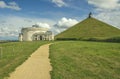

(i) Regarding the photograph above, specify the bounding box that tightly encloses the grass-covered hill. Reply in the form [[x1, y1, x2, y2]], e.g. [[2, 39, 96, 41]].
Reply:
[[55, 17, 120, 40]]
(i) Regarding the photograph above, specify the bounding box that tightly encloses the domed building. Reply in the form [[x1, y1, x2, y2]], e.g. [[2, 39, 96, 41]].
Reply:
[[19, 24, 54, 41]]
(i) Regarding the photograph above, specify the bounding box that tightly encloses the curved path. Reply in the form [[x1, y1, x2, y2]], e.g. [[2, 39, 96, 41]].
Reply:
[[7, 44, 52, 79]]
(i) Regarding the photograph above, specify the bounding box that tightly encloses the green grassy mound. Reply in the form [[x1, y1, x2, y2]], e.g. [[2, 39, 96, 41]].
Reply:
[[50, 41, 120, 79], [55, 17, 120, 40]]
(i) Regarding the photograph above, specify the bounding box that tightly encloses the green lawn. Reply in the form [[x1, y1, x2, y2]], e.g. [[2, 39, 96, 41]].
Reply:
[[0, 41, 50, 79], [50, 41, 120, 79]]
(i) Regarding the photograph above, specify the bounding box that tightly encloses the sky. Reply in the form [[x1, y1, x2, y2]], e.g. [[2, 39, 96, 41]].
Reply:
[[0, 0, 120, 40]]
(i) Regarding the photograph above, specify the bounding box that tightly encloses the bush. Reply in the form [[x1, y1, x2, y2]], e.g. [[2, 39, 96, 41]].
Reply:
[[55, 37, 120, 43], [56, 38, 78, 40], [105, 37, 120, 43]]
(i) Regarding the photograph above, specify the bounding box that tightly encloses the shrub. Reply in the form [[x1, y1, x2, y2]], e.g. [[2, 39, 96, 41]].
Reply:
[[56, 38, 78, 41], [55, 36, 120, 43]]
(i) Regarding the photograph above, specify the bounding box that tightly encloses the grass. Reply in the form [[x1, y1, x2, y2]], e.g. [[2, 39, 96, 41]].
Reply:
[[50, 41, 120, 79], [0, 41, 50, 79], [55, 17, 120, 39]]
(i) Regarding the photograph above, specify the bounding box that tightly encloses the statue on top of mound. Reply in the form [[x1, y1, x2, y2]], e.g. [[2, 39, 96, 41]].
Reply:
[[88, 12, 92, 18]]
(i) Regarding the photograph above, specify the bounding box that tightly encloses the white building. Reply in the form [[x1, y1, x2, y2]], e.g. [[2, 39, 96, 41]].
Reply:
[[19, 24, 54, 41]]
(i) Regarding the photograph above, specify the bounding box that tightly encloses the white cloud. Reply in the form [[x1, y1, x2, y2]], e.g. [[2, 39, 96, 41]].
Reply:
[[88, 0, 120, 10], [51, 17, 78, 35], [94, 11, 120, 29], [0, 1, 21, 11], [35, 23, 50, 29], [55, 17, 78, 28], [0, 1, 6, 8], [0, 27, 19, 37], [52, 0, 67, 7]]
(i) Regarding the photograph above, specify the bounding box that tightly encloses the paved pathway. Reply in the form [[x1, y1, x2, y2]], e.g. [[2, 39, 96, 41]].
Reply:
[[7, 44, 52, 79]]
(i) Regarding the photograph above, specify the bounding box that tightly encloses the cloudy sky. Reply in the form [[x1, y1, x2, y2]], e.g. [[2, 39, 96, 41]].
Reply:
[[0, 0, 120, 40]]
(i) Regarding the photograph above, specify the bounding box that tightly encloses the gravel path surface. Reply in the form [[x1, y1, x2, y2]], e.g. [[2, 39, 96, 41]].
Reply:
[[7, 44, 52, 79]]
